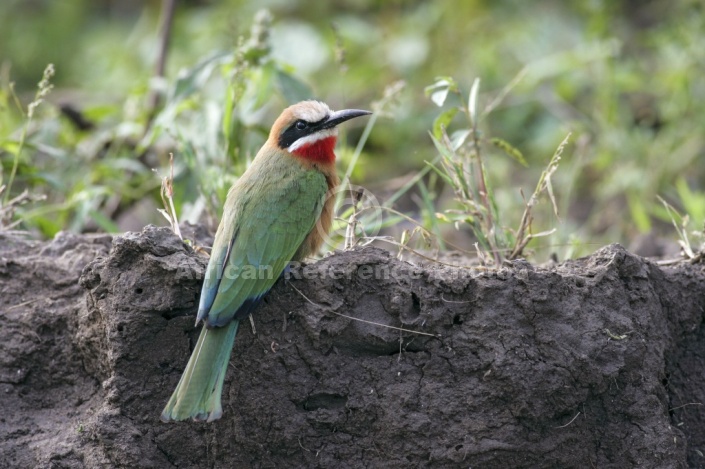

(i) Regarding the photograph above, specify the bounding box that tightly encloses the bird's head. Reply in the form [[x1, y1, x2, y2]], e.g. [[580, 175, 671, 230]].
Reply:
[[269, 101, 371, 164]]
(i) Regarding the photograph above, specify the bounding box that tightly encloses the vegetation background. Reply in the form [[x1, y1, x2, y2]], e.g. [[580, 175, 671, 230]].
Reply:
[[1, 0, 703, 263]]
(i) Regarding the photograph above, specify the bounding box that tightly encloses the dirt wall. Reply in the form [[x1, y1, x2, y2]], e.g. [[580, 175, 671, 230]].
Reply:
[[1, 226, 704, 468]]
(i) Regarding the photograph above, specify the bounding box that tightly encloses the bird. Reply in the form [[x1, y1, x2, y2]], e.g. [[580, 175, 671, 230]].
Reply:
[[161, 100, 371, 422]]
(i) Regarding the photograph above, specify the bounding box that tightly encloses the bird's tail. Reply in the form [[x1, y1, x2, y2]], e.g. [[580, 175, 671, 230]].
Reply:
[[160, 320, 239, 422]]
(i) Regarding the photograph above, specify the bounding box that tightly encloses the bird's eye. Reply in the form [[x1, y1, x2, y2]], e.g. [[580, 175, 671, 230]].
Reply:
[[295, 120, 307, 130]]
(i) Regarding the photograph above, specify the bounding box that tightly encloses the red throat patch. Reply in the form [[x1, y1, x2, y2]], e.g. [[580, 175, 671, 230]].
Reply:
[[292, 136, 337, 164]]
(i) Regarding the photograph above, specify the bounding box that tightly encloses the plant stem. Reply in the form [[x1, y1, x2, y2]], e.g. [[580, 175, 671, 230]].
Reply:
[[145, 0, 177, 132]]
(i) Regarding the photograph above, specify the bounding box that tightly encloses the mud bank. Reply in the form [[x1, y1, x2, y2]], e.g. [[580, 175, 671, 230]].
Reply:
[[1, 226, 704, 468]]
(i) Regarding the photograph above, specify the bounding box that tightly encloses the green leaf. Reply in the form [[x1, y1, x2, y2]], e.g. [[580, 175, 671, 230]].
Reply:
[[468, 77, 481, 125], [675, 177, 705, 223], [33, 171, 65, 190], [424, 76, 457, 107], [424, 160, 454, 187], [241, 63, 276, 114], [428, 132, 456, 162], [491, 137, 528, 166], [0, 140, 20, 155], [657, 195, 694, 258], [82, 104, 119, 121], [275, 69, 313, 104], [222, 85, 236, 150], [88, 209, 120, 233], [33, 216, 63, 238], [432, 107, 458, 139], [170, 52, 230, 102], [450, 129, 470, 151], [627, 191, 651, 232]]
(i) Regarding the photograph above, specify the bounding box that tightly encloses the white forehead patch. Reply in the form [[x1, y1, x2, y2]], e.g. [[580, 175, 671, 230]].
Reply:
[[294, 101, 331, 123]]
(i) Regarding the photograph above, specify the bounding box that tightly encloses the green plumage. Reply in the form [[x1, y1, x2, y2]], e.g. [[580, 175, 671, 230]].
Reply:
[[161, 321, 239, 422], [161, 151, 328, 422]]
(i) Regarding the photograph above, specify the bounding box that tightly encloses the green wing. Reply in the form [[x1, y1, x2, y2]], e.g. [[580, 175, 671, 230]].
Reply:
[[197, 167, 328, 327]]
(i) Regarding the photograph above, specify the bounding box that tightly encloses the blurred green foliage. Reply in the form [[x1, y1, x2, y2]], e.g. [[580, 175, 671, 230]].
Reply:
[[1, 0, 704, 261]]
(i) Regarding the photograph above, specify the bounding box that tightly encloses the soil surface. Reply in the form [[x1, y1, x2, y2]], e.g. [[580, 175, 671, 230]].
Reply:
[[1, 225, 704, 468]]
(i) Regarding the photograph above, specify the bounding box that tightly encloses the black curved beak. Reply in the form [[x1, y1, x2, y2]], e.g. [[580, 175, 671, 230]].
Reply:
[[318, 109, 372, 130]]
